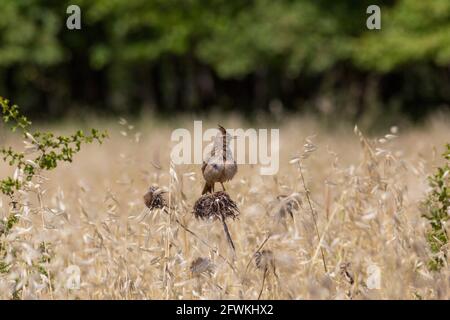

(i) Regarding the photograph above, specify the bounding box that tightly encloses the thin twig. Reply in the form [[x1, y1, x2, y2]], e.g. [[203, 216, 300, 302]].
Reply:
[[298, 162, 328, 273], [221, 216, 236, 253], [258, 268, 268, 300], [245, 233, 271, 273]]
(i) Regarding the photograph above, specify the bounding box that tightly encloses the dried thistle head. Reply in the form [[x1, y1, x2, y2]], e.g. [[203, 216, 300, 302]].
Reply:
[[193, 191, 239, 221], [143, 186, 166, 210], [275, 193, 301, 219], [190, 257, 214, 276], [254, 250, 275, 271]]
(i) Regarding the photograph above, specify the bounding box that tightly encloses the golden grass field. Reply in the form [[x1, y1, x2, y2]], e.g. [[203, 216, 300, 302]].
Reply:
[[0, 115, 449, 299]]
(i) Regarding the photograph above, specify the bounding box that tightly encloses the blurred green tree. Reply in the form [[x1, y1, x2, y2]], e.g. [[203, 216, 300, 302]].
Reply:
[[0, 0, 448, 121]]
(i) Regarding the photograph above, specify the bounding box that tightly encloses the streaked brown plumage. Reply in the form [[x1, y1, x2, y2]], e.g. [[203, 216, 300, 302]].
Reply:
[[201, 125, 237, 194]]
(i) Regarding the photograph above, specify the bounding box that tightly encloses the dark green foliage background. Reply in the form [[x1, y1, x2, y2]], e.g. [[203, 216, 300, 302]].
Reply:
[[0, 0, 449, 121]]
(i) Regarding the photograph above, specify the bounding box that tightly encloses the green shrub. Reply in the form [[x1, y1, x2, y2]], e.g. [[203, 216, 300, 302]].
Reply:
[[422, 144, 449, 271], [0, 97, 108, 196]]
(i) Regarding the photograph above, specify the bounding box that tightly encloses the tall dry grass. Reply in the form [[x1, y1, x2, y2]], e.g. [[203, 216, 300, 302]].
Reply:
[[0, 116, 449, 299]]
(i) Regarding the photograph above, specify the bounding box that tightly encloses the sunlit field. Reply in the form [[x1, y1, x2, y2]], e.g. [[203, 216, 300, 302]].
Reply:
[[0, 115, 449, 300]]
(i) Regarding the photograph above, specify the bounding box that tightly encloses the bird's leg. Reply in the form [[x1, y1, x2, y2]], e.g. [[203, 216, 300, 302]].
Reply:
[[202, 183, 211, 195], [221, 182, 226, 191]]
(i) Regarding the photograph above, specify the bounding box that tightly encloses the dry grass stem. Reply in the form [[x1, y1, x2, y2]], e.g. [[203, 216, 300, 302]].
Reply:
[[1, 117, 449, 299]]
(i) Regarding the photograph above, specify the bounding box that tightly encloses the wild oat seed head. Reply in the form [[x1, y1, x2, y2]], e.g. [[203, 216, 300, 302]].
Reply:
[[254, 250, 275, 271], [339, 262, 354, 285], [276, 194, 301, 219], [190, 257, 214, 276], [143, 186, 166, 210], [193, 191, 239, 221]]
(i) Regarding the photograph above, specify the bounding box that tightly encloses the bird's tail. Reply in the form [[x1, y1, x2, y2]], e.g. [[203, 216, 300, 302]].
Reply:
[[202, 182, 213, 195]]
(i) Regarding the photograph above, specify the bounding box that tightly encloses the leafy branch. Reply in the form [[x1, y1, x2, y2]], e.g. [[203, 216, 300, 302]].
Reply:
[[422, 144, 449, 271], [0, 96, 108, 196]]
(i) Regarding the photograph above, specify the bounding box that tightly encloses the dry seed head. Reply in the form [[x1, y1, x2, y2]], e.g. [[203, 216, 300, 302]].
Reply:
[[193, 191, 239, 221], [254, 250, 275, 271], [190, 257, 214, 276], [339, 262, 354, 285], [143, 186, 166, 210], [276, 193, 301, 219]]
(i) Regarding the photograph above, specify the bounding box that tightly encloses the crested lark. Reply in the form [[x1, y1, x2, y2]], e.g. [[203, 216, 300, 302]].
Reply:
[[201, 125, 237, 194]]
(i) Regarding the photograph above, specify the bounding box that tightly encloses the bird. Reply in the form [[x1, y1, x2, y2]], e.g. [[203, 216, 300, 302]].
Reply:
[[201, 125, 237, 194]]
